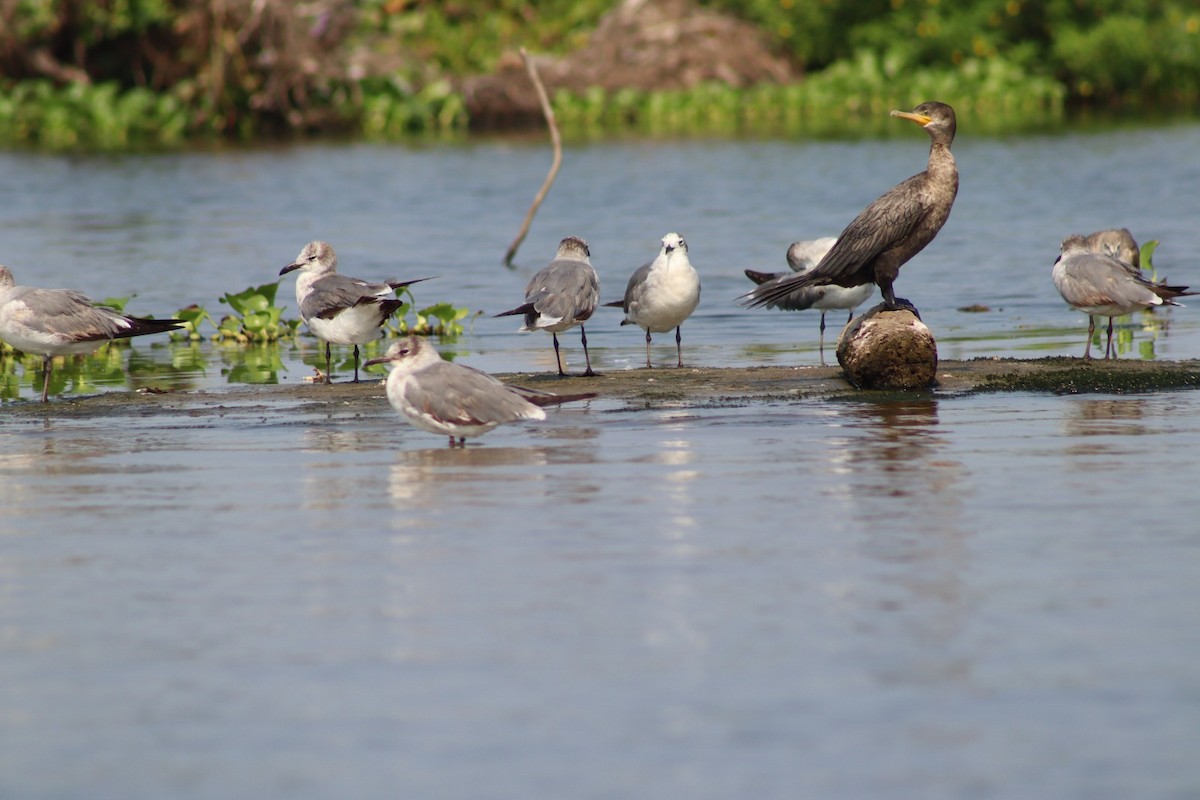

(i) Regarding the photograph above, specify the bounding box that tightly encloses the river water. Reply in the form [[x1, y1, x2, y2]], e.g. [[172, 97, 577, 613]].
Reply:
[[2, 122, 1200, 799]]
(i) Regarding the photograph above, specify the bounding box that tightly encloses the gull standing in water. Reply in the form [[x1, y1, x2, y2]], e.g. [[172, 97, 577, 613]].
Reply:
[[496, 235, 600, 377], [1052, 234, 1193, 359], [604, 232, 701, 368], [0, 264, 183, 402], [280, 240, 429, 383], [742, 101, 959, 313], [743, 236, 872, 363], [366, 336, 592, 446]]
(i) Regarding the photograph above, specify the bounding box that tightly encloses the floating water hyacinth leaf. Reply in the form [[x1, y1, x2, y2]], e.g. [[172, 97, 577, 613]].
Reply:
[[0, 344, 130, 400], [97, 296, 131, 312], [219, 343, 286, 384], [1140, 239, 1159, 281], [170, 304, 217, 342], [416, 302, 470, 337], [216, 281, 298, 342], [220, 282, 276, 316]]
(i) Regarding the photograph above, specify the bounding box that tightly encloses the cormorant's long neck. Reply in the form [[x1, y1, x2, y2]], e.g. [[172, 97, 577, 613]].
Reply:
[[927, 140, 958, 195], [928, 140, 956, 176]]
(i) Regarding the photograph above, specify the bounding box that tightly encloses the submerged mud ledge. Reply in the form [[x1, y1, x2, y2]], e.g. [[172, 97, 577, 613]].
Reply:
[[6, 357, 1200, 419]]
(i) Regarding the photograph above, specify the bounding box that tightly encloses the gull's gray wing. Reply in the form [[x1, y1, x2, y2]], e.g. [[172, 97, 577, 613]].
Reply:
[[404, 361, 541, 426], [524, 260, 600, 323], [302, 274, 393, 320]]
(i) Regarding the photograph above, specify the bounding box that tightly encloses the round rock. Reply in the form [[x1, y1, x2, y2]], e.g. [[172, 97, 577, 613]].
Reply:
[[836, 304, 938, 390]]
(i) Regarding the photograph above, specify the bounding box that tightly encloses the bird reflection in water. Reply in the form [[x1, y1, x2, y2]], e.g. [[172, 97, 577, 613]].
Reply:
[[1062, 397, 1153, 464], [824, 399, 969, 533], [387, 439, 603, 524], [835, 400, 956, 486], [828, 400, 974, 688]]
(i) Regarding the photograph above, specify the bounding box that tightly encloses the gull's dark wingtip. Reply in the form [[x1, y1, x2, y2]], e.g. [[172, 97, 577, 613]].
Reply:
[[494, 302, 534, 319], [743, 269, 782, 285], [388, 276, 437, 290]]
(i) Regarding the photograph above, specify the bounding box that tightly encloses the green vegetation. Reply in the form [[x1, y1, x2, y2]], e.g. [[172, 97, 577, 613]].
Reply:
[[977, 359, 1200, 394], [165, 281, 470, 343], [0, 339, 191, 401], [721, 0, 1200, 105], [0, 0, 1197, 149], [551, 53, 1064, 137], [216, 282, 300, 343], [0, 278, 472, 398]]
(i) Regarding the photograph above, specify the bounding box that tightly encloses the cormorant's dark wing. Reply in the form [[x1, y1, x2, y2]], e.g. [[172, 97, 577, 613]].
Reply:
[[806, 174, 928, 284], [741, 173, 927, 309]]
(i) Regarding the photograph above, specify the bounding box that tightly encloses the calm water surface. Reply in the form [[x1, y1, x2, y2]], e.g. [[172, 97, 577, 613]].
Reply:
[[2, 125, 1200, 798]]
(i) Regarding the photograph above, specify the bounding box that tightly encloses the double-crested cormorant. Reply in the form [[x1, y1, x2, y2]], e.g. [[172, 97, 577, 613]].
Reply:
[[496, 235, 600, 376], [0, 265, 183, 402], [280, 241, 430, 383], [603, 232, 701, 368], [365, 335, 549, 446], [742, 101, 959, 312], [744, 236, 873, 362], [1052, 234, 1193, 359]]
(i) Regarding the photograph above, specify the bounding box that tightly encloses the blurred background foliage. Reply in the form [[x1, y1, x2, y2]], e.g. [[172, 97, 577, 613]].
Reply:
[[0, 0, 1197, 149]]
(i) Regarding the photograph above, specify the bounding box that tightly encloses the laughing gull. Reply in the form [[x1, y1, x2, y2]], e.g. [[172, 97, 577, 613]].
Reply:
[[603, 232, 701, 368], [495, 235, 599, 377], [1085, 228, 1140, 268], [1053, 234, 1193, 359], [0, 264, 183, 402], [742, 101, 958, 312], [280, 241, 429, 384], [366, 335, 595, 446], [744, 237, 873, 363]]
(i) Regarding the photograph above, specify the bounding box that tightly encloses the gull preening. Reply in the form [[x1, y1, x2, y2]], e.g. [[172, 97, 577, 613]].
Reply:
[[0, 264, 183, 402], [496, 235, 600, 377], [742, 101, 959, 313], [743, 236, 872, 363], [604, 232, 701, 368], [365, 335, 592, 446], [280, 240, 429, 384], [1052, 233, 1193, 359]]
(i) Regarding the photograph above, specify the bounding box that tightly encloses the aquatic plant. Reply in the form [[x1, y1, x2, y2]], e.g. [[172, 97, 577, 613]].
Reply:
[[3, 0, 1196, 150], [1140, 239, 1160, 282], [166, 280, 471, 349], [219, 343, 288, 385], [358, 78, 468, 139], [415, 303, 474, 338], [0, 345, 129, 401], [169, 305, 219, 343], [0, 80, 189, 150], [549, 53, 1065, 138], [216, 282, 301, 343], [380, 297, 474, 339]]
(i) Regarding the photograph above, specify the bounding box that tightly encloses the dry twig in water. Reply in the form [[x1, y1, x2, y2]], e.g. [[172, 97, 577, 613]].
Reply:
[[504, 48, 562, 268]]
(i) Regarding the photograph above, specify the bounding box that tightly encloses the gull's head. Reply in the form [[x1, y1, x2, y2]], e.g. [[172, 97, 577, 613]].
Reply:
[[280, 240, 337, 277], [660, 232, 687, 257], [556, 236, 591, 263], [1060, 234, 1089, 255], [363, 335, 440, 373], [1085, 228, 1139, 266], [786, 237, 837, 272], [1056, 234, 1090, 265], [0, 265, 14, 289]]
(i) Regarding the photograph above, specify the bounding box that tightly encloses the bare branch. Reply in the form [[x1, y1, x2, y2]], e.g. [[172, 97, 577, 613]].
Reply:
[[504, 47, 562, 268]]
